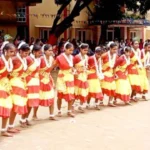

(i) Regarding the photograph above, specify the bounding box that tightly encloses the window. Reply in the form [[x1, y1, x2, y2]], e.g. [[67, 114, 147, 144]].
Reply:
[[17, 7, 26, 23], [130, 31, 136, 39], [78, 30, 87, 42], [40, 29, 50, 40]]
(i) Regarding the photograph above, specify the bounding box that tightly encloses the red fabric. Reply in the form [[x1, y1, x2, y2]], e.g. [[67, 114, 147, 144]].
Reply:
[[115, 93, 130, 102], [13, 104, 28, 115], [26, 56, 34, 66], [0, 90, 9, 99], [11, 86, 27, 97], [114, 55, 126, 68], [27, 86, 40, 94], [27, 99, 39, 107], [40, 99, 54, 107], [57, 92, 74, 102], [0, 106, 11, 118], [0, 58, 9, 79], [102, 88, 116, 97], [75, 95, 88, 103], [131, 85, 142, 93], [115, 71, 127, 79], [103, 76, 115, 82], [74, 55, 81, 65], [127, 65, 139, 74], [88, 92, 103, 100], [56, 54, 73, 70], [88, 56, 96, 70], [74, 79, 88, 89]]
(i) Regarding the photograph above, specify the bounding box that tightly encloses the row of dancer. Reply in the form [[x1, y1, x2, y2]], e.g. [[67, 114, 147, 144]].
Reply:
[[0, 40, 149, 137]]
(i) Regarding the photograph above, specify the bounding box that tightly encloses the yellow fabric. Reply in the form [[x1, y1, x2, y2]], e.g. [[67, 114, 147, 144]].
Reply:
[[27, 78, 39, 86], [101, 80, 116, 91], [56, 69, 74, 95], [0, 78, 12, 109], [39, 90, 55, 100], [128, 74, 141, 87], [138, 68, 149, 91], [88, 79, 102, 93], [116, 79, 131, 95], [75, 60, 88, 98], [10, 78, 27, 106]]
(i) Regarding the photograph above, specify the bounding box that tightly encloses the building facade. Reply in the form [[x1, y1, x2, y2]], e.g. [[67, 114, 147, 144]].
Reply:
[[0, 0, 42, 42], [29, 0, 97, 43]]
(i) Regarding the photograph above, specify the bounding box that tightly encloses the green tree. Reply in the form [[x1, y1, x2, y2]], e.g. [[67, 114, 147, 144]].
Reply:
[[91, 0, 150, 42]]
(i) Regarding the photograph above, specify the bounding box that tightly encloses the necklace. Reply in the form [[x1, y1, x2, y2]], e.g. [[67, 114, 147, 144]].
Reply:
[[16, 53, 27, 71], [131, 48, 143, 68], [141, 49, 150, 67], [62, 53, 73, 67], [30, 53, 41, 66], [1, 54, 13, 72], [79, 53, 88, 69], [108, 51, 116, 68], [43, 54, 53, 68], [123, 54, 130, 65], [93, 55, 104, 79]]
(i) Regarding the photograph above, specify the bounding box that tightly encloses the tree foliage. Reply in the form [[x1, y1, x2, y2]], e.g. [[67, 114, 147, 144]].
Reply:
[[93, 0, 150, 21]]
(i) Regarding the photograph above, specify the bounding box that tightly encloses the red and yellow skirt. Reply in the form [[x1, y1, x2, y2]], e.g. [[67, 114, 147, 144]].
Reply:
[[56, 69, 74, 101], [39, 73, 54, 106], [101, 71, 116, 97], [74, 72, 88, 103], [0, 77, 12, 118], [10, 77, 28, 115], [115, 77, 131, 102], [128, 66, 142, 93], [138, 68, 149, 93], [26, 75, 40, 107], [87, 70, 103, 100]]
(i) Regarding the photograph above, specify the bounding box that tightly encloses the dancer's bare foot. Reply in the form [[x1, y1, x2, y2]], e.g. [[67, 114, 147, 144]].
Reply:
[[49, 116, 58, 121], [78, 107, 85, 113], [108, 103, 116, 107], [95, 105, 101, 110], [26, 120, 33, 126], [57, 112, 62, 117], [7, 128, 20, 134], [67, 112, 75, 118], [1, 131, 13, 137], [32, 117, 41, 121]]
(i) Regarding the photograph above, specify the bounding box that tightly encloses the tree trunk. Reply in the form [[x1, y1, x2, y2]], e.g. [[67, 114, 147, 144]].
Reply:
[[48, 0, 93, 45]]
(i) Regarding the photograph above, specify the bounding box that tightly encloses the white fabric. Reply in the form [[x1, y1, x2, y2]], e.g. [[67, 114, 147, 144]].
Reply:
[[1, 41, 9, 50], [1, 54, 13, 72]]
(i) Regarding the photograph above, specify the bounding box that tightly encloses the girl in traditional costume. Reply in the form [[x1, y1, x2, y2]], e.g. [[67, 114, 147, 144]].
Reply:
[[20, 44, 41, 126], [128, 41, 142, 101], [8, 42, 29, 132], [51, 42, 75, 117], [0, 42, 16, 137], [39, 44, 56, 120], [28, 45, 43, 121], [74, 43, 89, 113], [101, 42, 117, 106], [87, 47, 104, 110], [139, 42, 150, 100], [114, 47, 132, 105]]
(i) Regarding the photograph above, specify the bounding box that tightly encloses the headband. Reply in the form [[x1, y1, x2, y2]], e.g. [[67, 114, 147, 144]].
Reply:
[[64, 41, 70, 49], [18, 41, 26, 49], [30, 45, 34, 52], [42, 44, 46, 52], [1, 41, 9, 50], [107, 41, 114, 48]]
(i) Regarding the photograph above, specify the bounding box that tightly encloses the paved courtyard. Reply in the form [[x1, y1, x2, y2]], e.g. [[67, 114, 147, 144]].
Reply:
[[0, 71, 150, 150]]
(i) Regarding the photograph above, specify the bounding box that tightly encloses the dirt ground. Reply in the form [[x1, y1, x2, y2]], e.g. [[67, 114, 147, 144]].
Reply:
[[0, 71, 150, 150]]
